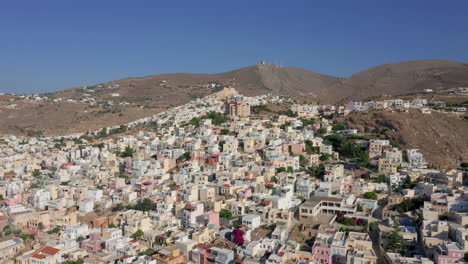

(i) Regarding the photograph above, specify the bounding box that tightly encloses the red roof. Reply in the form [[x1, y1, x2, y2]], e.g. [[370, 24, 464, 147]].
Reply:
[[222, 184, 232, 188], [32, 246, 60, 258], [185, 205, 196, 210], [197, 243, 212, 249], [39, 246, 60, 255], [32, 253, 46, 259]]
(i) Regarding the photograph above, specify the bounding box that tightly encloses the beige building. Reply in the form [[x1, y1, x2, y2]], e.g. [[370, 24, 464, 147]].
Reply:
[[299, 196, 355, 223], [378, 158, 398, 174], [0, 238, 24, 263], [225, 96, 250, 117]]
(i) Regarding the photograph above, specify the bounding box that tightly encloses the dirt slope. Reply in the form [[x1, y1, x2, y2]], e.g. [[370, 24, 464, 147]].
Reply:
[[2, 59, 468, 136], [336, 60, 468, 103], [344, 110, 468, 168]]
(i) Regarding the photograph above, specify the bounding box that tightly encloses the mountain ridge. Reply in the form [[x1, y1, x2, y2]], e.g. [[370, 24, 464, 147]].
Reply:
[[1, 59, 468, 136]]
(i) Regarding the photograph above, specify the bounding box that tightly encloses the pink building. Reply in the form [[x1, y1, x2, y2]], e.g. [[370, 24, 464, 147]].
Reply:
[[110, 178, 126, 189], [7, 193, 23, 206], [312, 241, 332, 264], [196, 211, 220, 228], [312, 123, 321, 132], [237, 188, 252, 199], [434, 242, 464, 264], [0, 216, 9, 231], [27, 211, 52, 234], [81, 232, 104, 253], [136, 180, 157, 197]]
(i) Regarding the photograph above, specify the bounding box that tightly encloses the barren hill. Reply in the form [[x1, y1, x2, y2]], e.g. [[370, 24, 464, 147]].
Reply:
[[51, 63, 342, 104], [344, 110, 468, 168], [1, 59, 468, 136], [336, 60, 468, 103]]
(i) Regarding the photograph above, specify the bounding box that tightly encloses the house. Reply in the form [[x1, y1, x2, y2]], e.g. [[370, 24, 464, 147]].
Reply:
[[299, 196, 356, 222], [183, 202, 204, 227], [378, 158, 398, 174], [242, 215, 261, 230], [17, 246, 61, 264], [151, 246, 185, 264], [434, 242, 465, 264], [0, 237, 24, 263]]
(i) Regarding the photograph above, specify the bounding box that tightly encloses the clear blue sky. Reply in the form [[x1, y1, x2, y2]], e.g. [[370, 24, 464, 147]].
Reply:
[[1, 0, 467, 94]]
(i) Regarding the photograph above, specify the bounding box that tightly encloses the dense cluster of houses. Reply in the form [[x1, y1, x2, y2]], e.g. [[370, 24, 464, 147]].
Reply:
[[0, 88, 466, 264]]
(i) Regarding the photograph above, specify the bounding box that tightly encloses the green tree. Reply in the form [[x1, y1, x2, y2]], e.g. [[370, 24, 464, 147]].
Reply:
[[132, 229, 144, 239], [280, 109, 298, 117], [220, 129, 230, 135], [118, 174, 129, 179], [416, 215, 424, 227], [47, 228, 60, 234], [460, 162, 468, 168], [38, 222, 44, 231], [108, 223, 117, 228], [332, 122, 347, 131], [178, 152, 191, 161], [320, 153, 331, 161], [120, 146, 135, 158], [113, 203, 125, 212], [356, 204, 363, 212], [219, 209, 233, 219], [133, 198, 155, 212], [394, 197, 424, 213], [386, 228, 404, 253], [32, 169, 42, 177], [401, 176, 415, 189], [76, 236, 84, 243], [296, 196, 306, 202], [305, 140, 318, 154], [138, 248, 156, 256], [371, 175, 388, 184], [276, 167, 287, 173], [363, 192, 378, 200], [97, 128, 108, 138], [309, 164, 325, 180]]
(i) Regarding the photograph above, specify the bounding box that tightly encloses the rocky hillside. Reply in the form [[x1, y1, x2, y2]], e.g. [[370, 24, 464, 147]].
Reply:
[[344, 110, 468, 168], [336, 60, 468, 103], [1, 59, 468, 136]]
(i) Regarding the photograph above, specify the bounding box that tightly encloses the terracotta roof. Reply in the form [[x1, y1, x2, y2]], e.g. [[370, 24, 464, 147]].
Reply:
[[32, 253, 46, 259], [197, 243, 212, 249], [185, 205, 196, 210], [32, 246, 60, 258]]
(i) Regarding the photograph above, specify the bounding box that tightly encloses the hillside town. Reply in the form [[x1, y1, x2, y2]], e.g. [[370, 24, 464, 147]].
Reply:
[[0, 88, 467, 264]]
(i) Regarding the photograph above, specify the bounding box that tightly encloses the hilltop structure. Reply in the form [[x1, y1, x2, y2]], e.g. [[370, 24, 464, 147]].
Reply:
[[225, 95, 251, 117]]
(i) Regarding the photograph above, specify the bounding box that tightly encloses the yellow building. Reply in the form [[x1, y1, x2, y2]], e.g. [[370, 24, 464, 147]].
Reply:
[[378, 158, 398, 174]]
